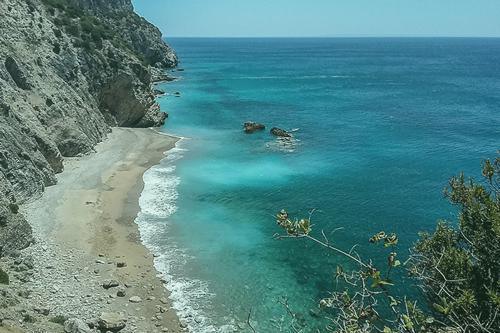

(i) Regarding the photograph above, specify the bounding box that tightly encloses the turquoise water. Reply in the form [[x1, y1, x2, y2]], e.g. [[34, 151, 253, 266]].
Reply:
[[137, 38, 500, 332]]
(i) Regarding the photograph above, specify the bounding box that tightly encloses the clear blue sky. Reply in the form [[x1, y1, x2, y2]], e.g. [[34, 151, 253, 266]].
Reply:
[[132, 0, 500, 38]]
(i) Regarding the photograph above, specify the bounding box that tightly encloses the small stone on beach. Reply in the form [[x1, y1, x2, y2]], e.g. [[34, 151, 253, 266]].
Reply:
[[129, 296, 142, 303], [102, 280, 120, 289]]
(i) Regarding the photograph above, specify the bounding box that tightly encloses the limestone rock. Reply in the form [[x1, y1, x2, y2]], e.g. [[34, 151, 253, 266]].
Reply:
[[270, 127, 292, 138], [98, 312, 126, 332], [116, 287, 126, 297], [64, 318, 91, 333], [243, 122, 266, 133], [102, 280, 120, 289], [129, 296, 142, 303], [0, 0, 177, 259]]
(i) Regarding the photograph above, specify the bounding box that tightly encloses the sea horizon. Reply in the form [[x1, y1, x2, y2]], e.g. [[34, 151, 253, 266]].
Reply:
[[163, 36, 500, 39]]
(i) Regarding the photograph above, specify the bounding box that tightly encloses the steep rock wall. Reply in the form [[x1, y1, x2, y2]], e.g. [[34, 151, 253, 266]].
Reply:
[[0, 0, 177, 254]]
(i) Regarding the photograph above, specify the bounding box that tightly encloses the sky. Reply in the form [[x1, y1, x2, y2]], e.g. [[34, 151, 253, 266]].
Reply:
[[131, 0, 500, 38]]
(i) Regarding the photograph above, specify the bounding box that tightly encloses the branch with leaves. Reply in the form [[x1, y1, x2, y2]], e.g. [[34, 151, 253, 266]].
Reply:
[[274, 210, 434, 333], [273, 155, 499, 333]]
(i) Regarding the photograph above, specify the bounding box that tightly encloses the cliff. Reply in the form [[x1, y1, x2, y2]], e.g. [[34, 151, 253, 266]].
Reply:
[[0, 0, 177, 254]]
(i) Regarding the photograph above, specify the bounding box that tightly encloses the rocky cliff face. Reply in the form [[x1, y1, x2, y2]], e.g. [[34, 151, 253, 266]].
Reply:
[[0, 0, 177, 254]]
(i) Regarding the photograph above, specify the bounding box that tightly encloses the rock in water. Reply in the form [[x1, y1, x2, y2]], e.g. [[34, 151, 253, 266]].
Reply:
[[270, 127, 292, 138], [64, 318, 91, 333], [98, 312, 126, 332], [244, 122, 266, 133]]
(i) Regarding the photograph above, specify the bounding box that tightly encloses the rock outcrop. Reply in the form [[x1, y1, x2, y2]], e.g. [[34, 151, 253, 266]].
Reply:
[[243, 122, 266, 133], [270, 127, 292, 138], [0, 0, 177, 254]]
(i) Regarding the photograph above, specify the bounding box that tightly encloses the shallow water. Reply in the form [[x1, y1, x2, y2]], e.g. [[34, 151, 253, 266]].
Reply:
[[137, 38, 500, 332]]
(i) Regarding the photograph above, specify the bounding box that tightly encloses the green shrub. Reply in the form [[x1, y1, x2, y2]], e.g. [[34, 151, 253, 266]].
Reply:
[[41, 0, 67, 10], [52, 42, 61, 54], [49, 315, 67, 325], [65, 5, 83, 18], [74, 38, 94, 52], [53, 28, 62, 38], [412, 156, 500, 331], [65, 22, 80, 37], [0, 268, 9, 285]]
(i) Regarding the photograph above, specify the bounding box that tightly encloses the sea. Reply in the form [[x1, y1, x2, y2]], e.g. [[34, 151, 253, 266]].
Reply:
[[135, 38, 500, 332]]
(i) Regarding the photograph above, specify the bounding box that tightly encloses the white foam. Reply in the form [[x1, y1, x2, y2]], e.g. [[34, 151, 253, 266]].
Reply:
[[135, 139, 235, 333]]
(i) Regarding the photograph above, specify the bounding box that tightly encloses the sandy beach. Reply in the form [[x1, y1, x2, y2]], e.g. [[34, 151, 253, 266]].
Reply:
[[3, 128, 185, 333]]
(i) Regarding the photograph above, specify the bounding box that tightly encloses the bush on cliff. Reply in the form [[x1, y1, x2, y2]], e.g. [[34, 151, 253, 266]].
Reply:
[[0, 268, 9, 285], [411, 155, 500, 331], [41, 0, 66, 10], [274, 155, 499, 332]]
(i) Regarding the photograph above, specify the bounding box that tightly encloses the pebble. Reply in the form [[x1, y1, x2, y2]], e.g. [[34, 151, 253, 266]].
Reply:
[[117, 288, 126, 297], [102, 280, 120, 289], [129, 296, 142, 303]]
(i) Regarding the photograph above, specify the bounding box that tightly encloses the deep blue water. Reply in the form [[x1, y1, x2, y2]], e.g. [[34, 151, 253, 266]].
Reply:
[[136, 38, 500, 332]]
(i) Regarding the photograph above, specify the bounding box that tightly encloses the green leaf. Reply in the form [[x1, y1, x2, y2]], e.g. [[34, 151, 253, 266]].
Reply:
[[402, 314, 414, 329], [433, 303, 450, 315], [388, 296, 399, 307], [383, 327, 392, 333], [335, 265, 344, 278], [378, 280, 394, 286]]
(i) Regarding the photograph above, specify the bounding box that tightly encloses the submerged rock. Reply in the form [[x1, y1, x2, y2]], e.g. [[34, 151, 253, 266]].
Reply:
[[153, 89, 166, 96], [270, 127, 291, 138], [243, 122, 266, 133]]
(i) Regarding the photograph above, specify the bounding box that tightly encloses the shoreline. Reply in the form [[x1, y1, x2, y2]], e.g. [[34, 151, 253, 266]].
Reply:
[[5, 128, 185, 333]]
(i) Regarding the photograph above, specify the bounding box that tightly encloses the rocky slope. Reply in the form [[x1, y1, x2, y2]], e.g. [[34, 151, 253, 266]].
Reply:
[[0, 0, 177, 255]]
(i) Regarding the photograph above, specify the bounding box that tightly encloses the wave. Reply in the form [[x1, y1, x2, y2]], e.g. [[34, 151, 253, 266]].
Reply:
[[135, 139, 237, 333]]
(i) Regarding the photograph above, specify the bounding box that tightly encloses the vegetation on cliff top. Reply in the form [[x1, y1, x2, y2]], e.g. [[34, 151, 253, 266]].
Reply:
[[275, 155, 499, 332], [40, 0, 151, 65]]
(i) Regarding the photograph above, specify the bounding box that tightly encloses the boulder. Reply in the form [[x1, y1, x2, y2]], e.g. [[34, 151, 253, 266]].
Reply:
[[270, 127, 291, 138], [102, 280, 120, 289], [64, 318, 91, 333], [116, 287, 126, 297], [153, 89, 166, 96], [98, 312, 126, 332], [129, 296, 142, 303], [243, 122, 266, 133], [4, 56, 31, 90]]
